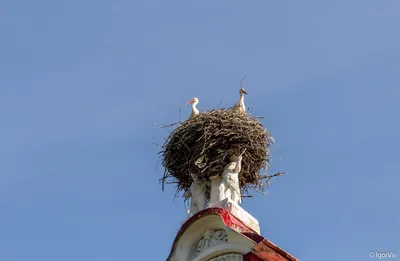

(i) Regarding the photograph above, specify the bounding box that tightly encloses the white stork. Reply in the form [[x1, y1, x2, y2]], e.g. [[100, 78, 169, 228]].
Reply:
[[185, 97, 200, 120], [232, 88, 248, 114]]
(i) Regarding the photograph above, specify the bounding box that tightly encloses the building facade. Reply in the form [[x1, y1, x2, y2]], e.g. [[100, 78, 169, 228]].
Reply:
[[167, 198, 298, 261]]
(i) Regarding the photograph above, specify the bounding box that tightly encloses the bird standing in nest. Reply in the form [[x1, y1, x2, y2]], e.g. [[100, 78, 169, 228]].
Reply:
[[232, 88, 248, 114], [185, 97, 200, 120]]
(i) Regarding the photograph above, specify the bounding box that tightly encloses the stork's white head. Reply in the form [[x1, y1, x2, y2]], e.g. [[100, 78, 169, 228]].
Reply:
[[240, 88, 248, 95], [185, 97, 199, 105]]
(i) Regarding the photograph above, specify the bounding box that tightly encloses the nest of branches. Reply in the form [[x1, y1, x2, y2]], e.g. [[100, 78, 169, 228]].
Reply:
[[159, 109, 281, 198]]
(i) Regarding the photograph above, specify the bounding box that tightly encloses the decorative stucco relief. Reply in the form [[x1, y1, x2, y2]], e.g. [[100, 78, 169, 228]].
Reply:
[[194, 229, 228, 257]]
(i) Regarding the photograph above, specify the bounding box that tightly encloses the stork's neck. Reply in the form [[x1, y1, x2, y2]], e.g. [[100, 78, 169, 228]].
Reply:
[[192, 101, 199, 114], [240, 94, 245, 109]]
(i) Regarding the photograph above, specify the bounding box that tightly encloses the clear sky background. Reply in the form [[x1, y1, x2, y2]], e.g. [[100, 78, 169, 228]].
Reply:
[[1, 1, 399, 260]]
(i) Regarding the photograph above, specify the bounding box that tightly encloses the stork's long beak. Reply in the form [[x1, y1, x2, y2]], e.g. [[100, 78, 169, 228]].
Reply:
[[242, 89, 248, 95], [185, 99, 194, 105]]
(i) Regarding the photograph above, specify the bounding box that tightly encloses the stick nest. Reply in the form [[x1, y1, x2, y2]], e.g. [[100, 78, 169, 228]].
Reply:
[[159, 109, 279, 198]]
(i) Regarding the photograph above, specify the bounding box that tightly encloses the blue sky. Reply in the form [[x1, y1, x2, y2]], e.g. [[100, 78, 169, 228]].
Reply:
[[0, 1, 399, 260]]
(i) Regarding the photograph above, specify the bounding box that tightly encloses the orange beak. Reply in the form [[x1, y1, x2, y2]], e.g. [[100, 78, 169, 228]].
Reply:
[[185, 99, 194, 105]]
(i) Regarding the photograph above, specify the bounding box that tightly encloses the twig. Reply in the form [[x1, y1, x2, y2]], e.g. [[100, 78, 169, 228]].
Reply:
[[179, 105, 182, 122], [240, 75, 248, 88], [153, 122, 181, 128], [212, 100, 224, 109]]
